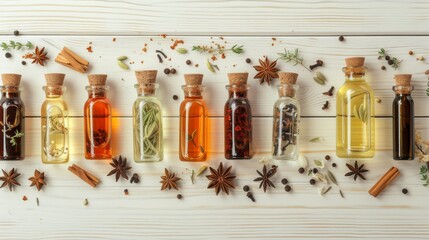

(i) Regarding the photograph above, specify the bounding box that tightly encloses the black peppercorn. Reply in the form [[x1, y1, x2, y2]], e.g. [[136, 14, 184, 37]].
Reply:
[[245, 58, 251, 63], [339, 36, 345, 41], [243, 185, 250, 192], [388, 60, 394, 65], [21, 61, 26, 65], [281, 178, 288, 185], [164, 68, 171, 74], [5, 52, 12, 58], [325, 155, 330, 161], [13, 30, 19, 36], [310, 179, 316, 185], [381, 66, 386, 70], [186, 60, 192, 65], [298, 167, 305, 174], [385, 56, 391, 61], [170, 68, 177, 74], [285, 185, 292, 192], [172, 95, 179, 100], [402, 188, 408, 194], [177, 194, 183, 199], [332, 163, 337, 167], [312, 168, 318, 174]]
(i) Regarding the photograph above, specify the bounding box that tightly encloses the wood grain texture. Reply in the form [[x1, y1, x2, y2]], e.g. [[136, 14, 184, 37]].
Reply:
[[0, 0, 428, 35], [0, 36, 428, 117]]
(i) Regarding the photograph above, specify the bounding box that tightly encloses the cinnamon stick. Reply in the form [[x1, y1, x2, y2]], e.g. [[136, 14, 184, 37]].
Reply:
[[55, 47, 89, 73], [369, 167, 400, 197], [68, 164, 100, 188]]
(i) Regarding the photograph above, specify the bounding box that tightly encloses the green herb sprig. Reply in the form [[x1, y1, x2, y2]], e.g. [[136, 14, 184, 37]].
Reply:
[[192, 44, 244, 55], [1, 41, 33, 51], [10, 130, 24, 146], [419, 165, 429, 186], [378, 48, 402, 70]]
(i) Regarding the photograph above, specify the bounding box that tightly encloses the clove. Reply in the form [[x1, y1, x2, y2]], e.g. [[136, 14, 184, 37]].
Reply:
[[322, 101, 329, 110], [309, 60, 324, 70], [322, 86, 335, 96], [246, 192, 256, 202]]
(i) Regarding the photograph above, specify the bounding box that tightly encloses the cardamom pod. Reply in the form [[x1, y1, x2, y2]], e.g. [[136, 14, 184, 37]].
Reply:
[[176, 48, 188, 54], [313, 71, 327, 85], [117, 56, 128, 61], [117, 60, 129, 70]]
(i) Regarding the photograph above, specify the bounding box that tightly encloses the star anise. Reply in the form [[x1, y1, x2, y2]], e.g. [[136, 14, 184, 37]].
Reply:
[[29, 169, 46, 191], [345, 161, 369, 181], [107, 155, 132, 182], [29, 46, 49, 66], [160, 168, 181, 190], [206, 162, 236, 195], [253, 57, 279, 85], [0, 168, 21, 191], [254, 165, 278, 192]]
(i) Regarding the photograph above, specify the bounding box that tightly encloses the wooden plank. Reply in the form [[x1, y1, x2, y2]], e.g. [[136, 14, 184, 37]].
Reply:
[[0, 36, 428, 117], [0, 0, 428, 35]]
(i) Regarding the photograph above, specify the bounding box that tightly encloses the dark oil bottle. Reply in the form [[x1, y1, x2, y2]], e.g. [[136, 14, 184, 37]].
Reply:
[[0, 74, 25, 160], [224, 73, 253, 159], [392, 74, 414, 160]]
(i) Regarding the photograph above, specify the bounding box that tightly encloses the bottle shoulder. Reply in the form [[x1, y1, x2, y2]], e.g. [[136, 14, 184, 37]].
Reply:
[[274, 97, 300, 109]]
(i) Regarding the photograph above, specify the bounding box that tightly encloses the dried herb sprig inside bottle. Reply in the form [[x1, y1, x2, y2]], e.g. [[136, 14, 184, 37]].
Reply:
[[84, 74, 112, 159], [0, 74, 25, 160], [41, 73, 69, 164], [224, 72, 253, 159], [179, 74, 208, 161], [272, 72, 300, 160], [133, 70, 163, 162], [392, 74, 414, 160]]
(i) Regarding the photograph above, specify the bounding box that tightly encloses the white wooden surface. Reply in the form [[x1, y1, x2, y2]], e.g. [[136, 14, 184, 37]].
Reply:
[[1, 1, 429, 239]]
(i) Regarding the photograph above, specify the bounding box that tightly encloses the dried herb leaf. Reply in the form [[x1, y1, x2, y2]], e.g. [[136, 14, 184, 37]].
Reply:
[[339, 189, 345, 198], [327, 170, 338, 185], [314, 160, 324, 168], [314, 173, 327, 184], [206, 59, 217, 73], [309, 137, 324, 143], [320, 185, 332, 195]]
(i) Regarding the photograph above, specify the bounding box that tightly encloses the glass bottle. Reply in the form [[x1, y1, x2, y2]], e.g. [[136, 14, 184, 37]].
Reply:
[[84, 74, 112, 159], [0, 74, 25, 160], [224, 73, 253, 159], [272, 72, 301, 160], [133, 70, 163, 162], [392, 74, 414, 160], [336, 57, 375, 158], [41, 73, 69, 164], [179, 74, 208, 161]]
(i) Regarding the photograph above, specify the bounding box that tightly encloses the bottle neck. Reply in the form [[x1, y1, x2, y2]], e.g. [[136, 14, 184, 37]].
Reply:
[[393, 85, 413, 95], [278, 84, 298, 98], [343, 66, 366, 82], [182, 85, 204, 98], [226, 85, 249, 98], [2, 92, 21, 98], [86, 85, 108, 98]]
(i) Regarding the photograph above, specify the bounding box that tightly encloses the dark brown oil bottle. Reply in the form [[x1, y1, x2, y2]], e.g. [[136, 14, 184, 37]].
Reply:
[[0, 74, 25, 160], [392, 74, 414, 160]]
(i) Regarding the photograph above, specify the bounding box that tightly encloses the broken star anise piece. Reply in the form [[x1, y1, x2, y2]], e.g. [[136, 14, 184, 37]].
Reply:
[[254, 165, 278, 192], [28, 46, 49, 66], [29, 169, 46, 191], [160, 168, 181, 190], [107, 155, 132, 182], [253, 57, 279, 85], [0, 168, 21, 191], [345, 161, 369, 181], [206, 162, 236, 195]]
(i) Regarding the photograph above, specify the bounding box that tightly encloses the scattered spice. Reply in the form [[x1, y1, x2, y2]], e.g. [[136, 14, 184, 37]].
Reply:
[[309, 137, 324, 143], [376, 98, 382, 103], [160, 168, 181, 191], [253, 57, 279, 85], [332, 163, 337, 168], [68, 164, 100, 188], [245, 58, 251, 64], [339, 36, 345, 41], [309, 60, 324, 70], [36, 197, 39, 206], [281, 178, 288, 185], [408, 51, 414, 55], [5, 52, 11, 58], [190, 169, 195, 184], [206, 58, 219, 73], [322, 101, 329, 110], [21, 61, 26, 65], [243, 185, 250, 192], [172, 95, 179, 100], [312, 168, 318, 174], [298, 167, 305, 174], [196, 165, 208, 176], [0, 168, 21, 191], [206, 162, 236, 195], [320, 185, 332, 195], [419, 165, 429, 186], [186, 60, 192, 65], [402, 188, 408, 194], [176, 48, 188, 54], [164, 68, 171, 74], [84, 198, 89, 206], [192, 44, 244, 55], [170, 68, 177, 74], [124, 189, 129, 195], [369, 167, 399, 197], [323, 86, 335, 96], [86, 45, 93, 53], [107, 155, 132, 182], [130, 173, 140, 184], [345, 161, 368, 181], [177, 194, 183, 199], [28, 169, 46, 191], [170, 39, 184, 50], [157, 54, 163, 63], [313, 71, 327, 85], [325, 155, 331, 160], [117, 60, 129, 70], [285, 185, 292, 192], [254, 165, 278, 192], [24, 46, 49, 66], [309, 179, 316, 185], [156, 50, 167, 58], [13, 30, 19, 36], [416, 56, 425, 61], [22, 196, 27, 201], [55, 47, 89, 73], [381, 66, 386, 70], [1, 40, 33, 51], [246, 192, 256, 202], [378, 48, 402, 70]]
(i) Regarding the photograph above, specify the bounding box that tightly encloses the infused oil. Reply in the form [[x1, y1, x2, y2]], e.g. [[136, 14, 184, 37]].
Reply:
[[336, 57, 375, 158]]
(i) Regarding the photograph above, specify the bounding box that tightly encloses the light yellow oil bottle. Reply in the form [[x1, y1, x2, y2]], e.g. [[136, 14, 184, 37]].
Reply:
[[336, 57, 375, 158]]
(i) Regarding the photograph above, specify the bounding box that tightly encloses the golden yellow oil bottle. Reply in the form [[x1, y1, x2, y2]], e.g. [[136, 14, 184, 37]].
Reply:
[[336, 57, 375, 158]]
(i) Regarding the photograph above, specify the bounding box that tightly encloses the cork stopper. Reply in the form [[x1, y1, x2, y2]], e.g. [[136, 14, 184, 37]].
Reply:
[[2, 74, 22, 87], [394, 74, 412, 86], [227, 73, 248, 85], [184, 74, 203, 85], [135, 70, 158, 94], [345, 57, 365, 67], [278, 72, 298, 84], [88, 74, 107, 86], [45, 73, 65, 86]]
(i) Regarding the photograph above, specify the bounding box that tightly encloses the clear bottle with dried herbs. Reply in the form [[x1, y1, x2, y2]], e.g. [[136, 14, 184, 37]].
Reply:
[[272, 72, 300, 160], [179, 74, 208, 162], [133, 70, 163, 162], [41, 73, 69, 164], [0, 74, 25, 160], [84, 74, 112, 159], [392, 74, 414, 160], [224, 73, 253, 159], [336, 57, 375, 158]]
